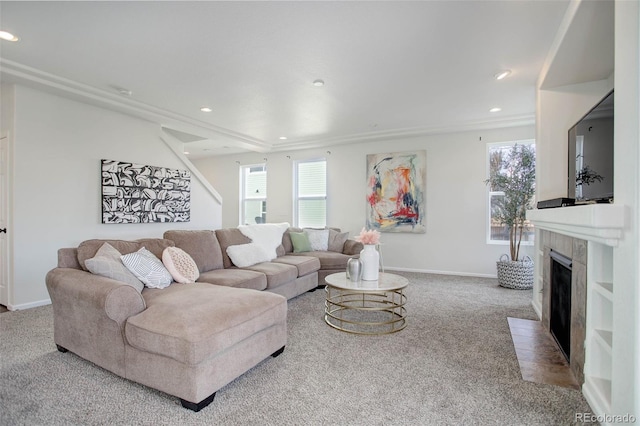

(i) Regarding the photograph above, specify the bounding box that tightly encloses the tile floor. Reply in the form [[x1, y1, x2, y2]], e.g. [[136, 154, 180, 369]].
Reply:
[[508, 317, 579, 390]]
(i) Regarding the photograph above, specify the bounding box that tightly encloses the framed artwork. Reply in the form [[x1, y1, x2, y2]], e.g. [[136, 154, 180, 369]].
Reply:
[[366, 150, 426, 233], [101, 159, 191, 224]]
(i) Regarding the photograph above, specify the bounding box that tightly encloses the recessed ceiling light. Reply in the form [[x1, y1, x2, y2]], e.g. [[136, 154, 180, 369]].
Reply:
[[0, 31, 19, 42], [279, 136, 287, 140], [184, 151, 190, 155], [494, 70, 511, 80], [200, 107, 213, 112], [117, 88, 133, 96], [313, 79, 325, 87], [489, 107, 502, 113]]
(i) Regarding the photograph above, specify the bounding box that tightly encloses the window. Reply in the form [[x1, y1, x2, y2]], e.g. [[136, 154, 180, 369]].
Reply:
[[487, 140, 535, 244], [294, 159, 326, 228], [240, 164, 267, 225]]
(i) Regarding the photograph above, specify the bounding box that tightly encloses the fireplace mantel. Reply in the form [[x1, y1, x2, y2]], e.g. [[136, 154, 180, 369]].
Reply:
[[527, 204, 625, 246]]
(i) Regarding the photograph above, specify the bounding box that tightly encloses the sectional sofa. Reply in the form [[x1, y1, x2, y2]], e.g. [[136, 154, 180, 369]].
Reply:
[[45, 226, 362, 411]]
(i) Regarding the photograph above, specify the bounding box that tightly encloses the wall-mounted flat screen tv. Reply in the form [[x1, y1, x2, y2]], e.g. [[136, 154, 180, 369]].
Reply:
[[568, 90, 614, 203]]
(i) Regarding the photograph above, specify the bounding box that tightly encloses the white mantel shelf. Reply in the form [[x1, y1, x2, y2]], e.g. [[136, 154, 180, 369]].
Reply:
[[527, 204, 626, 247]]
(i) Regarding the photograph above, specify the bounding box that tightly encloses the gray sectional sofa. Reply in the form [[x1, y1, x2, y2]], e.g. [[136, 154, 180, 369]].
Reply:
[[45, 226, 361, 411]]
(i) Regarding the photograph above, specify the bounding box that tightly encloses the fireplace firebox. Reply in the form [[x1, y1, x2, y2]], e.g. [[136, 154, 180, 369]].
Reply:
[[549, 250, 573, 361]]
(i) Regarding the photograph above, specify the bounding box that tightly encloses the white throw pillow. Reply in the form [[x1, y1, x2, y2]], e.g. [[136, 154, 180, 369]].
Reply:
[[85, 243, 144, 292], [226, 243, 272, 268], [305, 228, 329, 251], [162, 247, 199, 284], [121, 247, 173, 289]]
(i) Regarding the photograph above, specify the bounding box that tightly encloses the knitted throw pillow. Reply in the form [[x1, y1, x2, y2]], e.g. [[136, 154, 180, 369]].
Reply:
[[162, 247, 199, 284]]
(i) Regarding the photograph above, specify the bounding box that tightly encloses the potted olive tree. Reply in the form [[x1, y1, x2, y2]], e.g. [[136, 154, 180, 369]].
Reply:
[[486, 143, 536, 289]]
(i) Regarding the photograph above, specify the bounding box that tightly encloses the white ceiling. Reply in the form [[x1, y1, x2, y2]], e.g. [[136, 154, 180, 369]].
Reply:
[[0, 1, 573, 158]]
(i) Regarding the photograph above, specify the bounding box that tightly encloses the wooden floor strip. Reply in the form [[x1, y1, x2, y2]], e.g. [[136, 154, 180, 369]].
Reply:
[[508, 317, 579, 390]]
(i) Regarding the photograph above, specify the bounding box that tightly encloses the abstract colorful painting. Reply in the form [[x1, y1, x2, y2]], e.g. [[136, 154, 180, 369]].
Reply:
[[366, 150, 426, 233], [101, 159, 191, 224]]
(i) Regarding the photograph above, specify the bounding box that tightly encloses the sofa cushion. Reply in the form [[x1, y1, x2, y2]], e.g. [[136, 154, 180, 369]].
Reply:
[[163, 230, 223, 272], [77, 238, 174, 271], [127, 283, 286, 365], [243, 262, 298, 290], [215, 228, 252, 269], [272, 255, 320, 277], [162, 247, 199, 284], [121, 248, 173, 289], [289, 250, 354, 270], [197, 268, 267, 291], [84, 242, 145, 292], [328, 229, 349, 253]]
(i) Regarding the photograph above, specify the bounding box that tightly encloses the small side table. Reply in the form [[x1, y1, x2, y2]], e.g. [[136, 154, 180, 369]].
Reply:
[[324, 272, 408, 335]]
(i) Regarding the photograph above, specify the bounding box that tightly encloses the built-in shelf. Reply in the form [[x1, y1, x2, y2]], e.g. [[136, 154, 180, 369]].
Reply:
[[584, 243, 614, 416], [593, 281, 613, 301], [594, 329, 613, 353]]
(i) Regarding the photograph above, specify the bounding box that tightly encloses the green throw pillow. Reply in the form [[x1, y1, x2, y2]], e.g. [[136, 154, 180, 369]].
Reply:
[[290, 231, 312, 253]]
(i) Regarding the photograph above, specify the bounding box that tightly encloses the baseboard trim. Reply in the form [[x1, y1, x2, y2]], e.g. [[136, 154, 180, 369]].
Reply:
[[531, 300, 543, 320], [8, 299, 51, 311], [382, 266, 497, 279]]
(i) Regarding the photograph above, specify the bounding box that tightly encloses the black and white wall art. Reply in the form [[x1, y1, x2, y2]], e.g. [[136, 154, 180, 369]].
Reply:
[[101, 159, 191, 224]]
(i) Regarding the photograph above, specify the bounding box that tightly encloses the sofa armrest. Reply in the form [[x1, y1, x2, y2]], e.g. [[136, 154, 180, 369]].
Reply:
[[45, 268, 146, 377], [343, 239, 364, 256], [46, 268, 146, 326]]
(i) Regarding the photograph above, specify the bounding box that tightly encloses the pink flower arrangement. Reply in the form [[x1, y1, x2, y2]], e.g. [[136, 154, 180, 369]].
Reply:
[[355, 227, 381, 245]]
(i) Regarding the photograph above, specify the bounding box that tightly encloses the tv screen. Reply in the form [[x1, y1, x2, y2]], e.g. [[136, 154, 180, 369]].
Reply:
[[568, 90, 614, 202]]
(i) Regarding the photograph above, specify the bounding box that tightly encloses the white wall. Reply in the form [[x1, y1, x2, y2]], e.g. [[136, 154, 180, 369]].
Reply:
[[194, 125, 535, 277], [6, 85, 222, 308]]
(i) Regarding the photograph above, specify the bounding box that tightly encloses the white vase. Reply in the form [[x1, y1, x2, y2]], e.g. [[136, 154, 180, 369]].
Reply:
[[360, 244, 379, 281]]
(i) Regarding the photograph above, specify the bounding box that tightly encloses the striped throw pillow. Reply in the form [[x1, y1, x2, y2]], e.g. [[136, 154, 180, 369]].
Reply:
[[121, 247, 173, 289]]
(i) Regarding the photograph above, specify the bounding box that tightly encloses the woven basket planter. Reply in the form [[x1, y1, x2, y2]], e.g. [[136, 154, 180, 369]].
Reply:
[[496, 255, 534, 290]]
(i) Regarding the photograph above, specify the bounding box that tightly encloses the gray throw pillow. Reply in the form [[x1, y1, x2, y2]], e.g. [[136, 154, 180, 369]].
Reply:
[[85, 243, 144, 293], [328, 229, 349, 253]]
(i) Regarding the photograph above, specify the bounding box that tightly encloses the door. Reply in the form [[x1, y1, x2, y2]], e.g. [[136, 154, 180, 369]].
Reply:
[[0, 135, 9, 307]]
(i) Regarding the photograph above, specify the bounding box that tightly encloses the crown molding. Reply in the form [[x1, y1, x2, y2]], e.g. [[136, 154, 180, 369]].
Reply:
[[0, 59, 272, 153], [271, 114, 535, 152]]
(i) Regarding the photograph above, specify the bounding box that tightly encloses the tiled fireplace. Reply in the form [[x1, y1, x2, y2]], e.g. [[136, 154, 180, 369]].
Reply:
[[528, 204, 624, 416], [538, 229, 588, 384]]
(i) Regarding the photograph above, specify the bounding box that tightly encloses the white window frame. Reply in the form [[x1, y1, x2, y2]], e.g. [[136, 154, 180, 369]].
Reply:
[[239, 163, 267, 226], [293, 158, 327, 228], [486, 139, 535, 245]]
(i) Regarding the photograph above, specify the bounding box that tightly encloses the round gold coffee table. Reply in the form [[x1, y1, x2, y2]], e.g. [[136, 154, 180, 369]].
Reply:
[[324, 272, 408, 335]]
